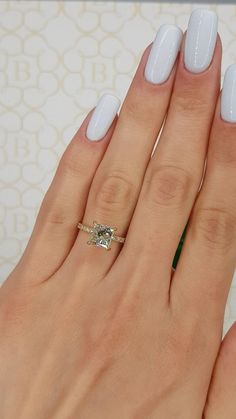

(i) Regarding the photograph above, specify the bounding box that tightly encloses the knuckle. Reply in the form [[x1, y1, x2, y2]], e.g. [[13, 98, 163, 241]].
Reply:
[[123, 100, 147, 124], [211, 125, 236, 167], [95, 172, 133, 213], [42, 206, 68, 227], [122, 93, 154, 125], [193, 207, 236, 251], [59, 149, 86, 179], [144, 164, 192, 208], [174, 93, 208, 115], [38, 192, 72, 229], [123, 98, 138, 120]]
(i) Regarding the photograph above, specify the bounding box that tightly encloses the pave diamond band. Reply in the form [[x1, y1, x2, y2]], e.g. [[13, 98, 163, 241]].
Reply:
[[77, 221, 126, 250]]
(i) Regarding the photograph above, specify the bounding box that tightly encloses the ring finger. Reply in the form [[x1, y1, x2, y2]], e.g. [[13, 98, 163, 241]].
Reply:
[[68, 24, 183, 277]]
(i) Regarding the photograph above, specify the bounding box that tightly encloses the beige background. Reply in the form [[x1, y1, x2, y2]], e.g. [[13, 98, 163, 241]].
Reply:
[[0, 1, 236, 332]]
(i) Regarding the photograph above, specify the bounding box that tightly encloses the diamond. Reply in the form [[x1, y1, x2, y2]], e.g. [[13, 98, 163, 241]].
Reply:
[[89, 222, 115, 250]]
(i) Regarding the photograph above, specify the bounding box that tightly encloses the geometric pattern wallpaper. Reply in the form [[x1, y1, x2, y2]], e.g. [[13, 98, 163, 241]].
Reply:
[[1, 1, 236, 333]]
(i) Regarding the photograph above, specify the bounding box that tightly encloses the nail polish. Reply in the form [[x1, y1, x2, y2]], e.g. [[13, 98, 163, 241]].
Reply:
[[221, 64, 236, 123], [184, 9, 218, 73], [86, 94, 120, 141], [145, 24, 183, 84]]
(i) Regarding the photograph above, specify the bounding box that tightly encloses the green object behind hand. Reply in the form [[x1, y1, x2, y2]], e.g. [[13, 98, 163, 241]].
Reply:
[[172, 225, 187, 270]]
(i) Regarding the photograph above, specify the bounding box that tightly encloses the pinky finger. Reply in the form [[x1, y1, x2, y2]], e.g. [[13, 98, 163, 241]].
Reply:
[[171, 65, 236, 320]]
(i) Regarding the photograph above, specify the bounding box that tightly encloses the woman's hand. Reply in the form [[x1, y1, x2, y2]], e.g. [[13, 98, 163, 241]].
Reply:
[[1, 9, 236, 419]]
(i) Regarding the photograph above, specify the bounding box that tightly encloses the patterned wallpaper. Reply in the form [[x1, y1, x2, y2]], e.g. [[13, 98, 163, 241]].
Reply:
[[0, 1, 236, 332]]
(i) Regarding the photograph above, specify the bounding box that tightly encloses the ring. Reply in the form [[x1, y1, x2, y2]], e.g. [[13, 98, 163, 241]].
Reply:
[[77, 221, 126, 250]]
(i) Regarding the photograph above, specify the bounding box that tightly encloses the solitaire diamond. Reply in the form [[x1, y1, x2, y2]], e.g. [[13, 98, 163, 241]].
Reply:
[[88, 222, 115, 250]]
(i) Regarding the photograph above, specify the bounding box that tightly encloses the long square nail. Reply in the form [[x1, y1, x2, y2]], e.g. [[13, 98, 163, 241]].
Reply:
[[145, 24, 183, 84], [184, 9, 218, 73], [221, 64, 236, 123], [86, 94, 120, 141]]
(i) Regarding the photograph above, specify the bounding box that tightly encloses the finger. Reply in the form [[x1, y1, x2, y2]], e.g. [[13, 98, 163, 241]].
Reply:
[[172, 65, 236, 319], [204, 322, 236, 419], [120, 10, 220, 295], [68, 24, 183, 277], [14, 95, 119, 284]]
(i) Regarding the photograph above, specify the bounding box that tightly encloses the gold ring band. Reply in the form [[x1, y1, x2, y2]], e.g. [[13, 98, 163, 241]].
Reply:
[[77, 221, 125, 251]]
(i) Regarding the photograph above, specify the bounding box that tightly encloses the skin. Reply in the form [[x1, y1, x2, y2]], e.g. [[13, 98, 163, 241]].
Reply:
[[0, 32, 236, 419]]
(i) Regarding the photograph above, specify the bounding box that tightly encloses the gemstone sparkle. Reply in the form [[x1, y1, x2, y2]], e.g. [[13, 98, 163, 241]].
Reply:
[[89, 223, 115, 250]]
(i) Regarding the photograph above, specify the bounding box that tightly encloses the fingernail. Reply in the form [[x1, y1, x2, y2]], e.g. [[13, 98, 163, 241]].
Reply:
[[184, 9, 218, 73], [221, 64, 236, 123], [145, 24, 183, 84], [86, 94, 120, 141]]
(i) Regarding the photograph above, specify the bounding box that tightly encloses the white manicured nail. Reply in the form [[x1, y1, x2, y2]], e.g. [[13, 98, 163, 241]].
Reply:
[[184, 9, 218, 73], [145, 24, 183, 84], [221, 64, 236, 123], [86, 94, 120, 141]]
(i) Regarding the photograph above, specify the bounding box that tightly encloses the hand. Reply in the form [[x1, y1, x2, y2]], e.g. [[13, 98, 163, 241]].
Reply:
[[1, 9, 236, 419]]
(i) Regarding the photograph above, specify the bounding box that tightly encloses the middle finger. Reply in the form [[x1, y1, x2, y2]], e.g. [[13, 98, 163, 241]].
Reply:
[[118, 9, 221, 296]]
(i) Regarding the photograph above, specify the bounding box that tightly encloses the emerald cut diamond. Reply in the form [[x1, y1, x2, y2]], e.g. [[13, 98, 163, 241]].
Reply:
[[88, 222, 115, 250]]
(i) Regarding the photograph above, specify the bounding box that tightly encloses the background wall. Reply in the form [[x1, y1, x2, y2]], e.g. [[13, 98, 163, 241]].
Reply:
[[0, 1, 236, 332]]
